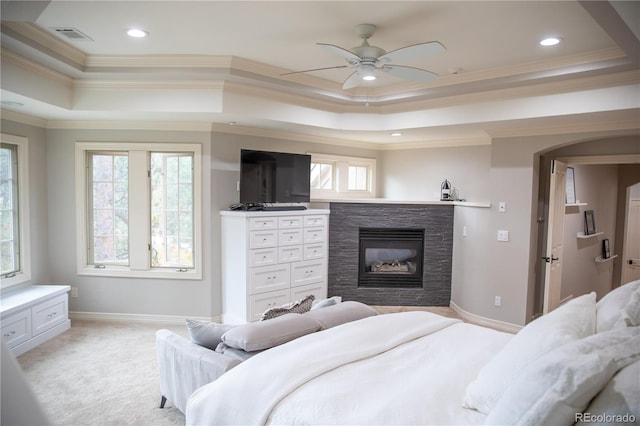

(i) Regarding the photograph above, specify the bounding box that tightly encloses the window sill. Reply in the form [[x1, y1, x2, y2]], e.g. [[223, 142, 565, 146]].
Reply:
[[77, 267, 201, 280]]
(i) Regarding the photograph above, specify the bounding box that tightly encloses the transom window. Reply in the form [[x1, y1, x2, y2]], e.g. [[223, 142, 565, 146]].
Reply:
[[76, 142, 201, 279], [309, 153, 376, 199]]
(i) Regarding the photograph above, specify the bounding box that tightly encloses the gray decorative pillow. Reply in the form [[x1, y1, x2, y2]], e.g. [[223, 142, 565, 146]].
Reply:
[[304, 301, 377, 330], [221, 313, 321, 352], [310, 296, 339, 310], [186, 319, 236, 350], [260, 294, 315, 321]]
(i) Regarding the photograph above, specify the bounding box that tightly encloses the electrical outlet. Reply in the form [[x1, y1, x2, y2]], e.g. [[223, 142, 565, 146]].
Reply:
[[498, 201, 506, 212], [494, 296, 502, 307], [463, 226, 468, 237], [497, 230, 509, 241], [71, 287, 78, 298]]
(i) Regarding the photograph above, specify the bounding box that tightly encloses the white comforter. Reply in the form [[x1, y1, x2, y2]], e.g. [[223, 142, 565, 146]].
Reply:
[[186, 311, 512, 426]]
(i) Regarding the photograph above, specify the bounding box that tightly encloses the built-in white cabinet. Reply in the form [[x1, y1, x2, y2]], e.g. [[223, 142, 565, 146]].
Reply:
[[221, 209, 329, 323], [1, 285, 71, 356]]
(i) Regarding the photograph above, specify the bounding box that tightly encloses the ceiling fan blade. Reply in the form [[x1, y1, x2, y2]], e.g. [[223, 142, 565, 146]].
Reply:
[[378, 41, 445, 64], [342, 71, 362, 90], [317, 43, 361, 64], [383, 65, 438, 83], [281, 65, 348, 76]]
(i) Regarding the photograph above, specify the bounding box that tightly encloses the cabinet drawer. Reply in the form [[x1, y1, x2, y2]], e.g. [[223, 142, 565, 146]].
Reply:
[[303, 243, 326, 260], [249, 264, 290, 295], [291, 260, 326, 287], [278, 216, 302, 229], [249, 230, 278, 249], [278, 229, 303, 246], [1, 310, 32, 348], [278, 245, 303, 263], [304, 215, 326, 227], [249, 248, 278, 267], [249, 290, 291, 322], [249, 217, 278, 230], [291, 282, 327, 302], [32, 295, 68, 336], [303, 227, 325, 244]]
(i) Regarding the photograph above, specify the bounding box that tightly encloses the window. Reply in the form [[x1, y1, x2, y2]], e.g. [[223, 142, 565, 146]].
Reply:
[[76, 143, 201, 279], [309, 153, 376, 199], [1, 134, 31, 288]]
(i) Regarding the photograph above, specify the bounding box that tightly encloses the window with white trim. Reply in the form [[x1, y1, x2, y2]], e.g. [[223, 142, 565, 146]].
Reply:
[[309, 153, 376, 199], [76, 143, 201, 279], [1, 134, 31, 288]]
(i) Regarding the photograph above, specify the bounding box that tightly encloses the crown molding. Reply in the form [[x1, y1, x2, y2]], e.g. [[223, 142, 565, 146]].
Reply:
[[0, 108, 48, 128], [1, 48, 74, 86], [45, 120, 214, 132], [1, 22, 87, 69], [488, 117, 640, 139], [377, 136, 492, 151]]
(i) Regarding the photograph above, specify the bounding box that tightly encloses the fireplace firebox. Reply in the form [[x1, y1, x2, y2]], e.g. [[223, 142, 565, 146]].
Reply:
[[358, 228, 424, 288]]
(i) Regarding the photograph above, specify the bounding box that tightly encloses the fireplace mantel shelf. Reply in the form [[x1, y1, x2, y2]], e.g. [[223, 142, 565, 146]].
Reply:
[[312, 198, 491, 208]]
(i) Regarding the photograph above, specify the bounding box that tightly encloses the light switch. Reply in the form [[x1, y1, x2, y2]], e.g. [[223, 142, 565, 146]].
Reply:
[[463, 226, 468, 237], [497, 230, 509, 241], [498, 201, 506, 212]]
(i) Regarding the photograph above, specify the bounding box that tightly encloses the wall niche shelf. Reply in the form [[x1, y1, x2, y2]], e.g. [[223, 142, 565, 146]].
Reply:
[[576, 231, 604, 239], [595, 255, 618, 263], [565, 203, 588, 207]]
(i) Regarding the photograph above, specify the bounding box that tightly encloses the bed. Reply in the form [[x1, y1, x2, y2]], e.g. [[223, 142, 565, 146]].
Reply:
[[186, 281, 640, 426]]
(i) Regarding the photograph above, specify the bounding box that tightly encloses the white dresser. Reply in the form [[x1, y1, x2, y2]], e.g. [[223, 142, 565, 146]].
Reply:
[[221, 209, 330, 323], [1, 285, 71, 356]]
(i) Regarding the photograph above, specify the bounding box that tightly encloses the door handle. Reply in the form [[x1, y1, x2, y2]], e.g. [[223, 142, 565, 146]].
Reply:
[[629, 259, 640, 267], [542, 256, 559, 263]]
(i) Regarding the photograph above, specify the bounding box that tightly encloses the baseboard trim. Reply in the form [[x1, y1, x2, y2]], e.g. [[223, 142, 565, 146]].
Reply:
[[450, 301, 522, 334], [69, 311, 221, 325]]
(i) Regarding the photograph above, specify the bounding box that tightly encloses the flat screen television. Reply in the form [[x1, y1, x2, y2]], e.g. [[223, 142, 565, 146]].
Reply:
[[239, 149, 311, 205]]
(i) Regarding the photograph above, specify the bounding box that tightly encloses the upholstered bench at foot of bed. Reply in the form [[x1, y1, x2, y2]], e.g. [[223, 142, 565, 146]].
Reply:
[[155, 329, 241, 414]]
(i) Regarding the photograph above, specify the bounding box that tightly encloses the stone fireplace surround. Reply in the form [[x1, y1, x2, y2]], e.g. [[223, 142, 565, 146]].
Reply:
[[328, 202, 453, 306]]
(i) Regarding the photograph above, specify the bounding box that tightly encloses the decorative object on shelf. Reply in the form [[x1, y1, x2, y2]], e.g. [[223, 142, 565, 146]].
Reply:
[[584, 210, 596, 235], [603, 239, 610, 259], [565, 166, 576, 204], [441, 179, 452, 201]]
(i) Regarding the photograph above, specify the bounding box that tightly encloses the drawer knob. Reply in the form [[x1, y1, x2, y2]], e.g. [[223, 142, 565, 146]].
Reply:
[[4, 331, 16, 338]]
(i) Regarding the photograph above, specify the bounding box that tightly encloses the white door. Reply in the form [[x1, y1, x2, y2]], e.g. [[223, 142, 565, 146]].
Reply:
[[543, 160, 567, 313], [622, 184, 640, 284]]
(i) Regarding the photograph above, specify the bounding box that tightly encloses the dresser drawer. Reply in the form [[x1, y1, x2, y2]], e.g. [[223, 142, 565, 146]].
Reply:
[[248, 248, 278, 267], [249, 217, 278, 230], [278, 229, 303, 246], [291, 282, 327, 302], [304, 215, 326, 227], [249, 264, 290, 295], [249, 230, 278, 249], [303, 243, 326, 260], [278, 216, 303, 229], [249, 290, 291, 321], [278, 245, 303, 263], [32, 295, 68, 336], [303, 227, 325, 244], [1, 310, 32, 348], [291, 259, 325, 287]]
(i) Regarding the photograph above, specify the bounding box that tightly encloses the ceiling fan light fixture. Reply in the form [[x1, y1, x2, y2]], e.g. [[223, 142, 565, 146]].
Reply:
[[362, 74, 377, 81]]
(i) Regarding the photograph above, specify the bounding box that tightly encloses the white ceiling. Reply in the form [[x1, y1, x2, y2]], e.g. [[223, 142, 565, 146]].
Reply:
[[1, 0, 638, 146]]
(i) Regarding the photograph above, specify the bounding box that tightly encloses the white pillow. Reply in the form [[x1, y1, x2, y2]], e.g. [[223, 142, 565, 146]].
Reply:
[[485, 326, 640, 426], [615, 288, 640, 328], [596, 280, 640, 332], [464, 292, 596, 414]]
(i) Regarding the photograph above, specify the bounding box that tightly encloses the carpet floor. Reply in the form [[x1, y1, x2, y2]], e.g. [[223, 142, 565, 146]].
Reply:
[[16, 306, 460, 426]]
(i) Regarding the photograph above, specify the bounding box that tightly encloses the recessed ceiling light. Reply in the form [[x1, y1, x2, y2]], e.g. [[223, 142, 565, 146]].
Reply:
[[127, 28, 148, 38], [540, 37, 561, 46], [391, 132, 403, 137]]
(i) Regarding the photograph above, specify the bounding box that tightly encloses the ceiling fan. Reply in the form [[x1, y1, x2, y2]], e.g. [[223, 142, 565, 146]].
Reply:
[[282, 23, 446, 89]]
